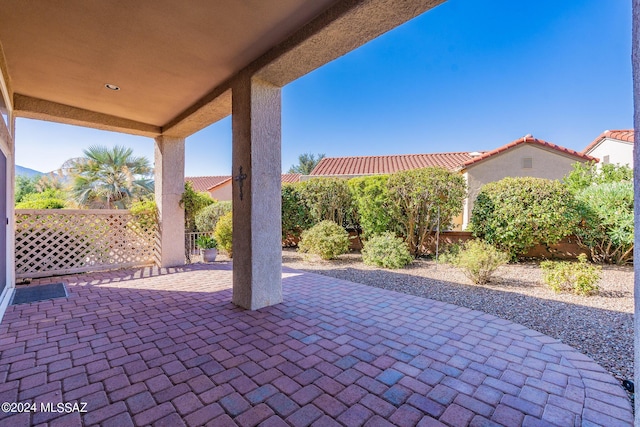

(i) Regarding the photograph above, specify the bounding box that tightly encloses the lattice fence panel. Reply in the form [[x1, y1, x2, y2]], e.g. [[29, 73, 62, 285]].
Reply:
[[15, 209, 159, 278]]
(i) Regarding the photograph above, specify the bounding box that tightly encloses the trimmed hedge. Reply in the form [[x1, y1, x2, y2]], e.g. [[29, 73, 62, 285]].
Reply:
[[470, 177, 579, 259]]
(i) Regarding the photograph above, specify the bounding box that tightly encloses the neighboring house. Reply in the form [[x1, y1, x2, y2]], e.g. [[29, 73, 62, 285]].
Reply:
[[186, 174, 302, 201], [582, 129, 633, 168], [309, 135, 595, 229], [185, 176, 233, 201], [460, 135, 595, 228]]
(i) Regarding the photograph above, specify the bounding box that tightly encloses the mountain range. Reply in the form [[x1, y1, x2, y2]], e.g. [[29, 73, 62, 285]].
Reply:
[[16, 165, 44, 178]]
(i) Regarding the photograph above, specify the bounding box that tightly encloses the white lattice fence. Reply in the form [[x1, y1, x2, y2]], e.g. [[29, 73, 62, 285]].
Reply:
[[15, 209, 159, 278]]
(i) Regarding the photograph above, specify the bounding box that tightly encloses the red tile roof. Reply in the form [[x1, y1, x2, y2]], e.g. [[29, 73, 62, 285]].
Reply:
[[310, 152, 477, 175], [186, 174, 301, 191], [310, 136, 595, 176], [461, 135, 596, 169], [582, 129, 634, 154], [185, 176, 231, 192], [281, 173, 302, 183]]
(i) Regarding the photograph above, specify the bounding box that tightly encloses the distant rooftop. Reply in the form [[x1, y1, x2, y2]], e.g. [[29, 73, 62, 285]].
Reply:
[[310, 152, 476, 175], [185, 176, 231, 192], [583, 129, 634, 154], [311, 134, 596, 176]]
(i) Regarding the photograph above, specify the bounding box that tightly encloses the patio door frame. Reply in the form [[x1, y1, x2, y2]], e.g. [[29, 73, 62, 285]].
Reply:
[[0, 118, 12, 321]]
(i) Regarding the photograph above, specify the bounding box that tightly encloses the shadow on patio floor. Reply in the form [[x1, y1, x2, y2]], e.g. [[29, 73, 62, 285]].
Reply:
[[0, 263, 632, 426]]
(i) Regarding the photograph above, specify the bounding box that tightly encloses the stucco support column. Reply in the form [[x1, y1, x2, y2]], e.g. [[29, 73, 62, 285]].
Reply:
[[231, 76, 282, 310], [633, 0, 639, 421], [154, 135, 186, 268]]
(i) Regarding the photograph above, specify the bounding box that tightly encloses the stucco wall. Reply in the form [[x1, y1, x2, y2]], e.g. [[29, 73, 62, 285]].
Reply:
[[587, 138, 633, 167], [463, 145, 587, 227], [209, 181, 232, 201]]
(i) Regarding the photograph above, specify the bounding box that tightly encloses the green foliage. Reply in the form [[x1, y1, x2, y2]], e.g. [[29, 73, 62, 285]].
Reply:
[[15, 189, 67, 209], [387, 167, 466, 257], [214, 211, 233, 257], [288, 153, 325, 175], [298, 220, 350, 260], [129, 199, 158, 230], [195, 201, 232, 232], [362, 232, 413, 269], [36, 173, 66, 193], [15, 175, 39, 203], [438, 241, 463, 264], [348, 175, 395, 238], [574, 182, 633, 264], [563, 161, 632, 194], [450, 240, 509, 285], [195, 235, 217, 249], [297, 178, 356, 227], [67, 145, 153, 209], [282, 184, 313, 241], [180, 181, 214, 232], [471, 177, 579, 259], [540, 254, 601, 295]]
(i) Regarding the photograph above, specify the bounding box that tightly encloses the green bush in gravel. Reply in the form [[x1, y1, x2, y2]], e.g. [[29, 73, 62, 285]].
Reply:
[[298, 220, 350, 260], [362, 232, 413, 269], [541, 254, 601, 296], [451, 240, 509, 285], [470, 177, 579, 260]]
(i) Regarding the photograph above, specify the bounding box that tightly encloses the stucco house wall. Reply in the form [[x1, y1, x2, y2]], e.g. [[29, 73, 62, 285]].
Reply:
[[208, 182, 232, 201], [462, 144, 587, 228], [586, 138, 633, 167]]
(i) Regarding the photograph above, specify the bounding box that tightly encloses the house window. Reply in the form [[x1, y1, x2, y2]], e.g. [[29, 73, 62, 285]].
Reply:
[[603, 155, 610, 164], [522, 157, 533, 169]]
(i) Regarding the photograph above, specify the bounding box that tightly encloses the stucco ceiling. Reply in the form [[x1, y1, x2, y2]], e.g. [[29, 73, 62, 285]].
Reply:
[[0, 0, 445, 137], [0, 0, 338, 128]]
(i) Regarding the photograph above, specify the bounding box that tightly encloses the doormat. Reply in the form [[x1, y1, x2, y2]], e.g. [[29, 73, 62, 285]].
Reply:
[[11, 283, 67, 305]]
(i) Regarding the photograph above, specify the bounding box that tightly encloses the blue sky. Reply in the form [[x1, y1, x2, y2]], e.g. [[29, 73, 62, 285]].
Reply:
[[15, 0, 632, 176]]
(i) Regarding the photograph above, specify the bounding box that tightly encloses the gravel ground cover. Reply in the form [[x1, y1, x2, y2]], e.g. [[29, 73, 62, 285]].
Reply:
[[282, 248, 634, 385]]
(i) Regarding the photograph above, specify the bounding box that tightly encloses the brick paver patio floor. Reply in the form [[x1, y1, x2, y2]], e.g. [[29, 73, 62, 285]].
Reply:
[[0, 263, 633, 426]]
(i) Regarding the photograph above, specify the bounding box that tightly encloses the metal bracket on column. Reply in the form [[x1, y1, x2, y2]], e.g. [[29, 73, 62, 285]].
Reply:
[[234, 166, 248, 201]]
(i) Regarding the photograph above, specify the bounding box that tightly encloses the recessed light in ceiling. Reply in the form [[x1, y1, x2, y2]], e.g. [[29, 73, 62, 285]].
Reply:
[[105, 83, 120, 91]]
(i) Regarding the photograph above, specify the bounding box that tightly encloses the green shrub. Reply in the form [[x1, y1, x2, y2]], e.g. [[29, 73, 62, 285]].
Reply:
[[470, 177, 579, 259], [129, 199, 157, 231], [195, 201, 232, 232], [15, 175, 39, 204], [387, 167, 466, 257], [451, 240, 509, 285], [574, 182, 633, 264], [540, 254, 601, 296], [298, 220, 350, 260], [348, 175, 396, 238], [297, 178, 356, 227], [214, 212, 233, 257], [282, 184, 313, 241], [564, 161, 632, 194], [180, 182, 214, 232], [15, 189, 67, 209], [438, 241, 463, 264], [362, 232, 413, 269]]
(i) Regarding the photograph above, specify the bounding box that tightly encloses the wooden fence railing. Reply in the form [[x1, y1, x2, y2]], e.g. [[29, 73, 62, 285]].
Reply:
[[15, 209, 159, 278]]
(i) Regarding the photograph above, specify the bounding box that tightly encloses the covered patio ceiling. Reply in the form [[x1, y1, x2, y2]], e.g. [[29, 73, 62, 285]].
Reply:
[[0, 0, 445, 138]]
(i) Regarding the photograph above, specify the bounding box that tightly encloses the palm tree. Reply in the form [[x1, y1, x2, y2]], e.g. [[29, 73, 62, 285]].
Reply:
[[67, 145, 153, 209]]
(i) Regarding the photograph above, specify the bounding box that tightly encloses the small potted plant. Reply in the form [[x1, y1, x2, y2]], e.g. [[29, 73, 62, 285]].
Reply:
[[196, 235, 218, 262]]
